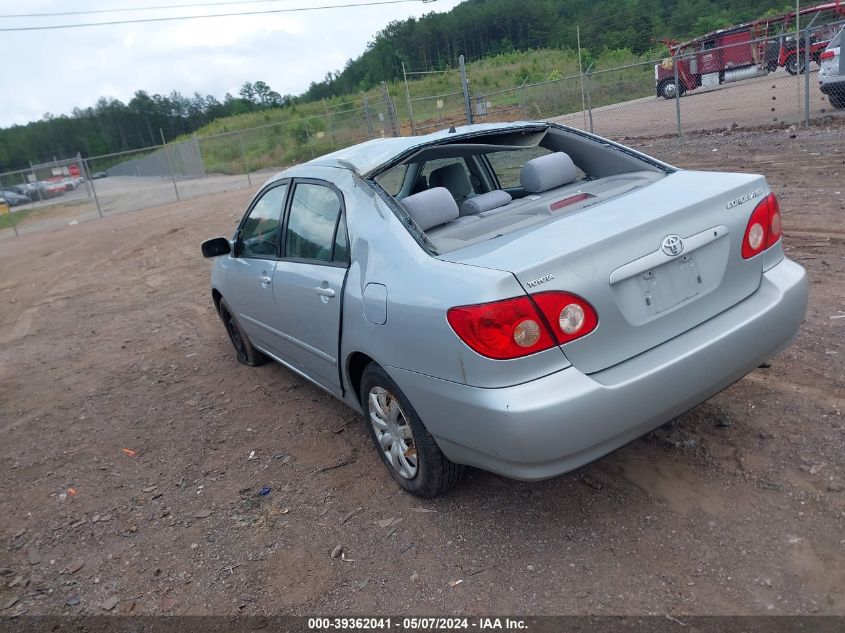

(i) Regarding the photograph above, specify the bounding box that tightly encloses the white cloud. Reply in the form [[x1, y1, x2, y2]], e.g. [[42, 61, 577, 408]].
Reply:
[[0, 0, 465, 127]]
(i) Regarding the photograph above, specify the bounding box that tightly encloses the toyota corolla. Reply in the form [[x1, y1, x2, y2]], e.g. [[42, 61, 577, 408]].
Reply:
[[201, 121, 808, 497]]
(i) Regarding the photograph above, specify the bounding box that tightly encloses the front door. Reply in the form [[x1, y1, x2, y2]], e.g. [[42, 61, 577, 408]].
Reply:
[[271, 180, 349, 395], [224, 182, 288, 356]]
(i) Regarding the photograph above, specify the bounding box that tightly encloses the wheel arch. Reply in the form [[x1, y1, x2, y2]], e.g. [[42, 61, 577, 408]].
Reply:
[[346, 351, 377, 406], [211, 288, 223, 315]]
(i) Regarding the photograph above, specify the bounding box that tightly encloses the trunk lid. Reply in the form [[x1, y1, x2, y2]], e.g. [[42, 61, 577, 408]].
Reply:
[[439, 170, 770, 374]]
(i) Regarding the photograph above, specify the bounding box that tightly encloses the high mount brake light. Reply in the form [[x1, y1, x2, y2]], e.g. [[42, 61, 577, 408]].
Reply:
[[447, 292, 598, 360], [742, 193, 782, 259]]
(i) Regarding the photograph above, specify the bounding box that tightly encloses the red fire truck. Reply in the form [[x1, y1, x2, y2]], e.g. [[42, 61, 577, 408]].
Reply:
[[655, 1, 845, 99]]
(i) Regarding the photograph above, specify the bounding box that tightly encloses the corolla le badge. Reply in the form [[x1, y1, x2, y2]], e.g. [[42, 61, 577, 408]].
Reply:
[[726, 189, 764, 209], [661, 234, 684, 256]]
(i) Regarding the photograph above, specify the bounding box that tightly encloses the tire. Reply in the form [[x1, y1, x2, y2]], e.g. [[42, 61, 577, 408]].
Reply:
[[360, 363, 464, 497], [658, 78, 686, 99], [658, 79, 678, 100], [217, 297, 268, 366], [785, 55, 806, 75], [829, 90, 845, 109]]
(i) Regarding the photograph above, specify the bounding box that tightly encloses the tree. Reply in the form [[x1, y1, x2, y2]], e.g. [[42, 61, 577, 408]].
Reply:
[[239, 82, 256, 103]]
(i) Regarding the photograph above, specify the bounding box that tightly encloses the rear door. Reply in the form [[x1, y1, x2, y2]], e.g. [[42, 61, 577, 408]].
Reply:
[[270, 179, 349, 395], [223, 182, 289, 357]]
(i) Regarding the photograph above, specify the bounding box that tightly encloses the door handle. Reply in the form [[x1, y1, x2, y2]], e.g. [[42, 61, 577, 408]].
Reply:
[[259, 275, 272, 285], [314, 286, 336, 298]]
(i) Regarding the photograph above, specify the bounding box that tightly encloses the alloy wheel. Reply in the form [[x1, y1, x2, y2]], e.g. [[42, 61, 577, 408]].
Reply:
[[368, 386, 418, 479]]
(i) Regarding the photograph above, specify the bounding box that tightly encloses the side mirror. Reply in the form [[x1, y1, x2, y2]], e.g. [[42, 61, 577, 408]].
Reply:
[[201, 237, 231, 258]]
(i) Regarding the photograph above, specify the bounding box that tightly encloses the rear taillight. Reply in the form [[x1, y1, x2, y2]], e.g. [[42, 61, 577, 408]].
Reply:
[[742, 193, 782, 259], [531, 291, 599, 345], [447, 291, 598, 360], [820, 50, 836, 61]]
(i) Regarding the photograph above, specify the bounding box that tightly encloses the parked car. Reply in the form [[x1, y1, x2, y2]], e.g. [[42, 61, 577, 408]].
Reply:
[[92, 171, 108, 179], [42, 180, 66, 198], [0, 190, 29, 206], [819, 27, 844, 108], [201, 121, 808, 497], [5, 184, 38, 201]]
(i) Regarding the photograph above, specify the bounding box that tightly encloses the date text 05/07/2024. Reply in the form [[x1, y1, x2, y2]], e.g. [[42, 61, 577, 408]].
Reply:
[[307, 617, 528, 630]]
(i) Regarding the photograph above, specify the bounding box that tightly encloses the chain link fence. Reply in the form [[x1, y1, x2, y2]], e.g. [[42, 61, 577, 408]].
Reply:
[[0, 87, 402, 238], [3, 26, 844, 240], [402, 63, 470, 135]]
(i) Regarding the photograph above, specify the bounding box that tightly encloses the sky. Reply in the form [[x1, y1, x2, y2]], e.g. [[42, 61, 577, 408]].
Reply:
[[0, 0, 464, 127]]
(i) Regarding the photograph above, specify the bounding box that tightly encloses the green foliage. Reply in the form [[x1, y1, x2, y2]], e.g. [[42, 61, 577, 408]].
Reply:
[[0, 81, 292, 171], [302, 0, 796, 100]]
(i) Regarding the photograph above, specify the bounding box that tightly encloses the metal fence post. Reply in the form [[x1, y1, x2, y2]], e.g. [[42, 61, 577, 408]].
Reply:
[[804, 28, 812, 127], [673, 53, 682, 136], [29, 161, 43, 204], [578, 26, 588, 130], [193, 134, 206, 178], [322, 98, 338, 148], [585, 67, 594, 134], [402, 62, 417, 135], [381, 82, 400, 137], [362, 92, 375, 139], [459, 54, 473, 125], [304, 120, 315, 158], [237, 131, 252, 186], [82, 158, 103, 218], [78, 152, 94, 201], [159, 129, 181, 202]]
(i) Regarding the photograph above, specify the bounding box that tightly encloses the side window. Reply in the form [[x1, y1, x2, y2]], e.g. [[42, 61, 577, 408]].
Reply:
[[333, 213, 349, 264], [374, 164, 408, 197], [285, 183, 347, 264], [420, 158, 480, 194], [240, 184, 287, 258]]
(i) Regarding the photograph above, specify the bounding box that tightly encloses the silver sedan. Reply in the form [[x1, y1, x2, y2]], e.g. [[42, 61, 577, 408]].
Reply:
[[202, 121, 808, 497]]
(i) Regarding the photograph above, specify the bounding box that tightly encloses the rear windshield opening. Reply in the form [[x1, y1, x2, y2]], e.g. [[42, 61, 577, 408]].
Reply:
[[371, 125, 671, 254]]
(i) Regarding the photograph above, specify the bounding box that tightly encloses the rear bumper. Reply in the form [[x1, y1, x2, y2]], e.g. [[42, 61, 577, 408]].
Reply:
[[819, 80, 844, 94], [389, 258, 808, 481]]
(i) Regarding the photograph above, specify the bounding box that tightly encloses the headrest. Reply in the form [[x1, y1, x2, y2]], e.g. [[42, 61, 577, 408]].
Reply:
[[520, 152, 578, 193], [400, 187, 460, 231], [459, 190, 512, 216], [429, 163, 472, 199]]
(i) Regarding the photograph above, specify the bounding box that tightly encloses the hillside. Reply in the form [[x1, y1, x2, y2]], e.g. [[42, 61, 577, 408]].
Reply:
[[184, 46, 659, 174], [303, 0, 793, 100]]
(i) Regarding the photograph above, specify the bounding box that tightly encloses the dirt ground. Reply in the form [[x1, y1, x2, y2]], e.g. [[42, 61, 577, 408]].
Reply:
[[0, 122, 843, 617]]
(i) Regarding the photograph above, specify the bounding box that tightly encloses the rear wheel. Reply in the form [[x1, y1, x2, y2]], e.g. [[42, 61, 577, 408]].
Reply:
[[360, 363, 464, 497], [658, 79, 683, 99], [785, 54, 806, 75], [218, 298, 268, 366]]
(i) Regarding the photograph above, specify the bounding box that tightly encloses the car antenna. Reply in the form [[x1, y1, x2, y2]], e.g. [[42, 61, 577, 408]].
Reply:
[[448, 125, 457, 133]]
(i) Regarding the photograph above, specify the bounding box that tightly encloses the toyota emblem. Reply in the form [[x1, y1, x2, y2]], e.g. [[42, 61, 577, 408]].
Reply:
[[661, 235, 684, 256]]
